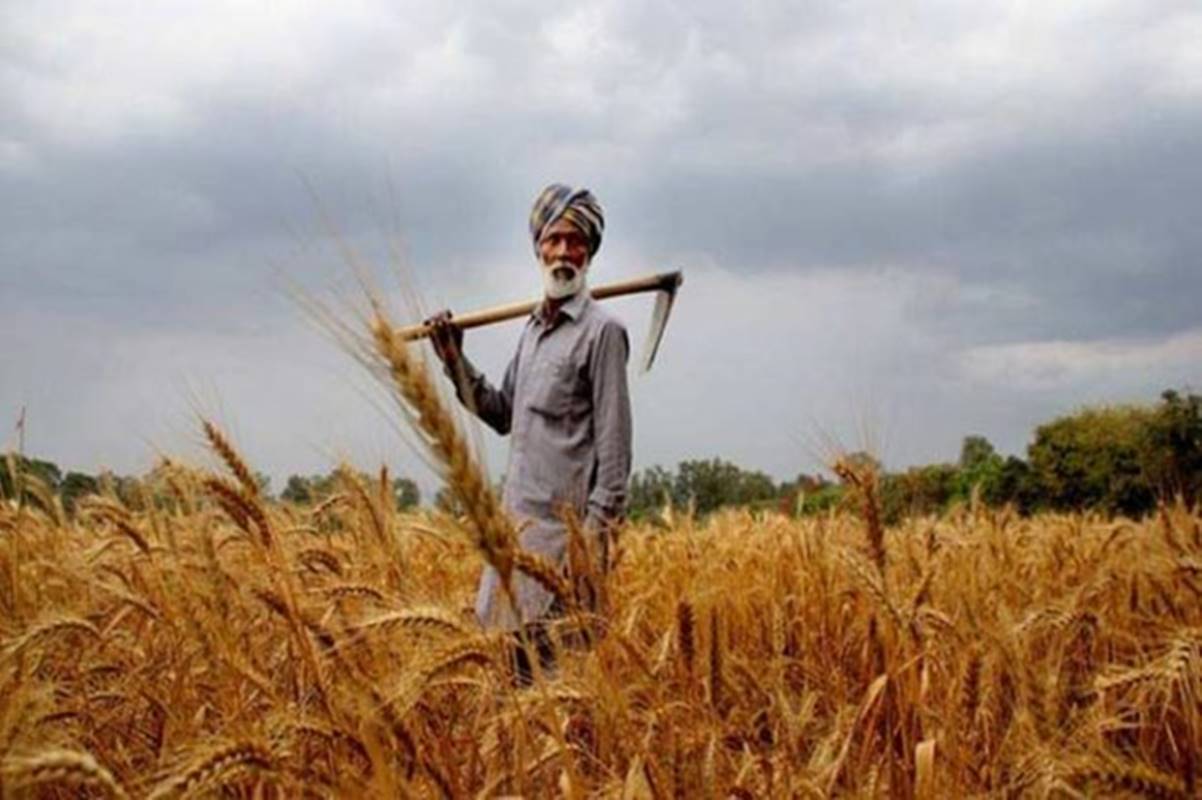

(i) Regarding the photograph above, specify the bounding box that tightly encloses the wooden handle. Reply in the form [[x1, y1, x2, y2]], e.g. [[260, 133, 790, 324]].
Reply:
[[397, 270, 682, 341]]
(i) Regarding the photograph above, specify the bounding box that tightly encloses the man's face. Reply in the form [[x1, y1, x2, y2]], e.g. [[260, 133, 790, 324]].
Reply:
[[538, 217, 590, 273], [537, 217, 591, 300]]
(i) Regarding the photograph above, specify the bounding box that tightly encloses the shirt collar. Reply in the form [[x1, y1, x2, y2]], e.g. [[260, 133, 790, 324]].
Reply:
[[533, 290, 590, 326], [559, 290, 590, 320]]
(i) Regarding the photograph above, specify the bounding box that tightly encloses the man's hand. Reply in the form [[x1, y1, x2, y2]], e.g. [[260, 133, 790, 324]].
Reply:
[[425, 309, 464, 367]]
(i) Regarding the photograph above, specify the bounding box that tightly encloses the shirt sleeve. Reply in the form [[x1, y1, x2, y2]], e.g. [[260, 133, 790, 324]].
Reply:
[[586, 319, 633, 529], [446, 351, 518, 436]]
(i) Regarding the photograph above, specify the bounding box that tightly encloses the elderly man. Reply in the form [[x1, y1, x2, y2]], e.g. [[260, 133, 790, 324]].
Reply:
[[426, 184, 632, 681]]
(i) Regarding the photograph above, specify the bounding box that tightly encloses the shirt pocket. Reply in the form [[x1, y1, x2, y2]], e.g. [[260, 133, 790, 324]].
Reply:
[[525, 357, 580, 418]]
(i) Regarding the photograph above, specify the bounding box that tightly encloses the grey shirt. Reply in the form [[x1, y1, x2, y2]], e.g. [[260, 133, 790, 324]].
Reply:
[[448, 290, 633, 629]]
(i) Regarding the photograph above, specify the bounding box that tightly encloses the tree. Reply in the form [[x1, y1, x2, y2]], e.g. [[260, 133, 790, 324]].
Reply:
[[629, 459, 785, 519], [628, 466, 675, 519], [60, 471, 100, 514], [959, 435, 997, 471], [881, 463, 958, 523], [954, 435, 1005, 504], [1, 454, 63, 499], [281, 475, 314, 504], [988, 456, 1039, 513], [1143, 389, 1202, 506], [672, 458, 779, 516], [1028, 405, 1156, 516], [392, 477, 420, 510]]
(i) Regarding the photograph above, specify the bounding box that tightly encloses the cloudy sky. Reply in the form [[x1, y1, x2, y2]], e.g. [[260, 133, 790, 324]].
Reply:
[[3, 0, 1200, 493]]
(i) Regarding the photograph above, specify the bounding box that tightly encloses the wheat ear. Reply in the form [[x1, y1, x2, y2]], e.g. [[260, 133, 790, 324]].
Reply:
[[201, 419, 259, 497], [709, 608, 725, 712], [677, 600, 696, 676], [366, 310, 515, 584], [148, 740, 275, 799], [1, 749, 129, 799], [203, 476, 274, 550], [353, 606, 472, 637], [1076, 761, 1188, 800], [833, 457, 886, 575], [513, 549, 574, 610]]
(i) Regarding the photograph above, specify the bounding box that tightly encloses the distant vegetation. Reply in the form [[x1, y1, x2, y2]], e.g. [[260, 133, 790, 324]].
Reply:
[[5, 388, 1199, 523], [635, 388, 1200, 521]]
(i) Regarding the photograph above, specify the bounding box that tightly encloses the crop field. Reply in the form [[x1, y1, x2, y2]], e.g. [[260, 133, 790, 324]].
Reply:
[[2, 304, 1200, 798], [2, 466, 1201, 798]]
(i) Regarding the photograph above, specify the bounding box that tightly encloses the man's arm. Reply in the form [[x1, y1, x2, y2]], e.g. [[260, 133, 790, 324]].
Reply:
[[447, 354, 517, 436], [426, 309, 517, 436], [586, 319, 633, 531]]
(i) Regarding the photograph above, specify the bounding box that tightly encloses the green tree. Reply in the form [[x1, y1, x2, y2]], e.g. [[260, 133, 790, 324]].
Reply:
[[60, 471, 100, 514], [954, 435, 1005, 503], [280, 472, 343, 505], [674, 458, 778, 516], [881, 463, 959, 523], [1, 454, 62, 499], [281, 475, 313, 504], [1142, 389, 1202, 505], [629, 459, 785, 519], [959, 435, 997, 471], [989, 456, 1039, 513], [628, 465, 676, 519], [392, 477, 421, 510], [1028, 405, 1156, 516]]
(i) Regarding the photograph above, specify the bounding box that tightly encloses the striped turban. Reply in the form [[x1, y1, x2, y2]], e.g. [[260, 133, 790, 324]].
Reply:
[[529, 184, 605, 257]]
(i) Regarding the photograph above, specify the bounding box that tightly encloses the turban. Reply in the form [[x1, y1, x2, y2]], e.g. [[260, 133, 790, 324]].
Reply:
[[529, 183, 605, 257]]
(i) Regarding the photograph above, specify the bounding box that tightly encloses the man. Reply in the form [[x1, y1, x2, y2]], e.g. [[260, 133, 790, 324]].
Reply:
[[426, 183, 633, 681]]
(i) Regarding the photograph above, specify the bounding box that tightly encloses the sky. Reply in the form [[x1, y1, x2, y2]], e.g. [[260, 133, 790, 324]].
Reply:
[[3, 0, 1200, 495]]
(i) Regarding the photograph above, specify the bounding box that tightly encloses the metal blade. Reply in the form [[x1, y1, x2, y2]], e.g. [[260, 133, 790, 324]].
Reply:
[[641, 285, 679, 373]]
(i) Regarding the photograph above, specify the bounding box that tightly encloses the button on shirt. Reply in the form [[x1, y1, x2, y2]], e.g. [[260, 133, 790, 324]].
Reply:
[[448, 291, 633, 629]]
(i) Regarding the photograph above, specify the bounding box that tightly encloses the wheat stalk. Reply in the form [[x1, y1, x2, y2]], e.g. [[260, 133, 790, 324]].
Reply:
[[364, 306, 516, 589]]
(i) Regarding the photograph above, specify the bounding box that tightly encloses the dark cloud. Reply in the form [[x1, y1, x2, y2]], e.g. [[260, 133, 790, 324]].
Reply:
[[2, 0, 1200, 482]]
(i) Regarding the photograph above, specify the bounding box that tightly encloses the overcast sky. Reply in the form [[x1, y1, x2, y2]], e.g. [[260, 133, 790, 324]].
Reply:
[[3, 1, 1200, 494]]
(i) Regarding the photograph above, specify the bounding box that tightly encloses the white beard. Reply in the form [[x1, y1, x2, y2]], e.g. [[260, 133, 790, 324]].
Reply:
[[542, 259, 588, 300]]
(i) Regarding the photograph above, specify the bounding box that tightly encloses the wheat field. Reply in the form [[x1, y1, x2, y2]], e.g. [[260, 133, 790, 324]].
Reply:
[[3, 462, 1201, 798], [2, 302, 1200, 798]]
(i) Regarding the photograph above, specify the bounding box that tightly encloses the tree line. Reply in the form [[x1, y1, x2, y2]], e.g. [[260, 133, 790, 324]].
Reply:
[[4, 388, 1199, 522], [627, 388, 1200, 521]]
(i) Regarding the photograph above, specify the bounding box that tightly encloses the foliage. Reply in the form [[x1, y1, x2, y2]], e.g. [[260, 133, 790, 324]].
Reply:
[[281, 469, 420, 510], [627, 465, 675, 519], [628, 459, 794, 519], [59, 471, 100, 514], [393, 477, 421, 510], [1142, 389, 1202, 506], [0, 454, 62, 499], [881, 463, 959, 523], [1028, 405, 1157, 516]]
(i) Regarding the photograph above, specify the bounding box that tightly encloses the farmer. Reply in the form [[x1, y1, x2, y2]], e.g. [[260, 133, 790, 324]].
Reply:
[[425, 183, 633, 683]]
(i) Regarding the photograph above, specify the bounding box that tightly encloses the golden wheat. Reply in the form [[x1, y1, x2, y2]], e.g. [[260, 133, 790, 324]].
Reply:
[[2, 423, 1201, 794]]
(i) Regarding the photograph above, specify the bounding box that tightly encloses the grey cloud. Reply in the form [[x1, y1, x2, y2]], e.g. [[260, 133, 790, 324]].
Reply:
[[3, 0, 1201, 484]]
